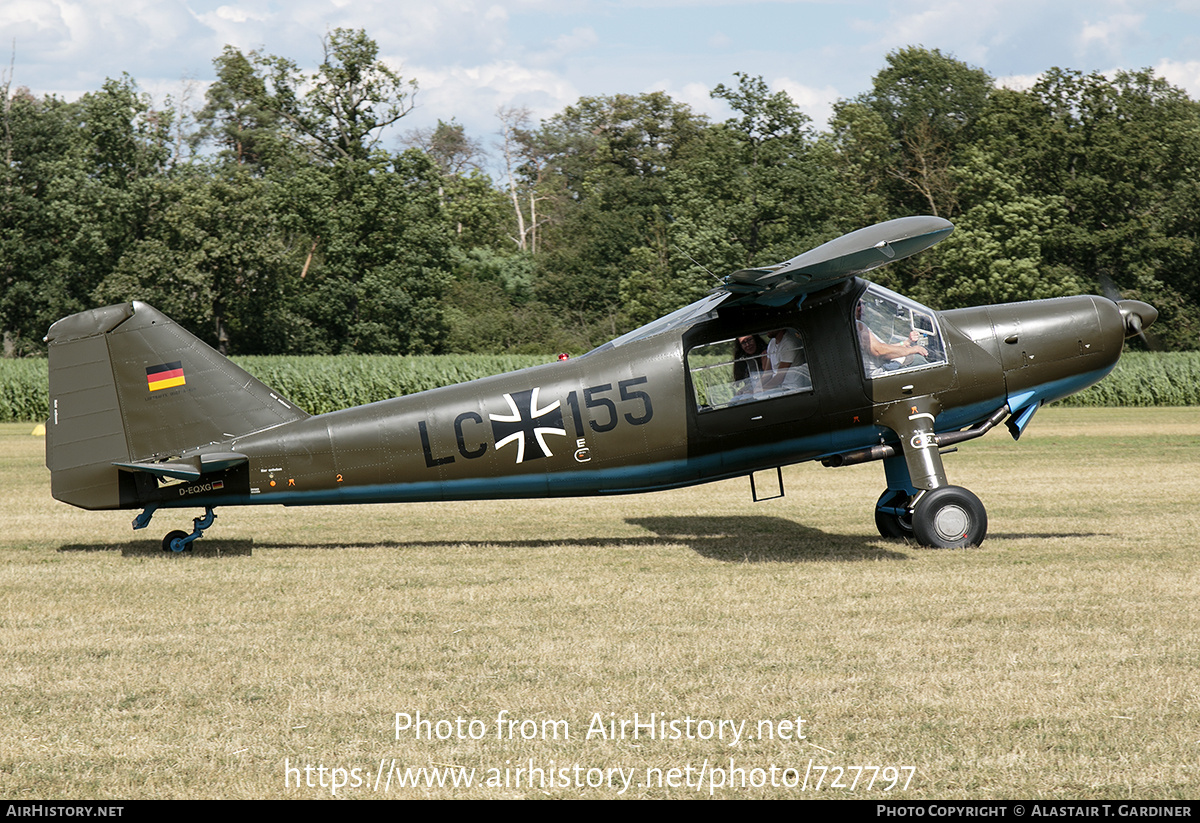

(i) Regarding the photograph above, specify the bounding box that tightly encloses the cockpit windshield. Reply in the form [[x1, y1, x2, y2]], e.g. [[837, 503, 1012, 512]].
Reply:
[[855, 283, 946, 377]]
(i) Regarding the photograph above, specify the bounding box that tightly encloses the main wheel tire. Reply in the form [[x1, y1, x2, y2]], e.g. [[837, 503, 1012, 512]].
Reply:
[[875, 509, 914, 539], [912, 486, 987, 549], [874, 490, 913, 539], [162, 530, 191, 553]]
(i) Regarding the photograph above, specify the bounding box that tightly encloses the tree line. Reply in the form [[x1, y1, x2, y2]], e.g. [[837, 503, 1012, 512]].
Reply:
[[3, 34, 1198, 357]]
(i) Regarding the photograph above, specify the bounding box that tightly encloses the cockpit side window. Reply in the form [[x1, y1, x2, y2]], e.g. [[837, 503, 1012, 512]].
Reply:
[[855, 285, 946, 378], [687, 328, 812, 412]]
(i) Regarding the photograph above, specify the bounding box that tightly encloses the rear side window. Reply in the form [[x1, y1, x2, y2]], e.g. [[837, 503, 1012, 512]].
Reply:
[[687, 330, 811, 412]]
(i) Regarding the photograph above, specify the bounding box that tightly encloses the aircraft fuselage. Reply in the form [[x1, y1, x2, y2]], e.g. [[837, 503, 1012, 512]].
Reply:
[[110, 280, 1128, 513]]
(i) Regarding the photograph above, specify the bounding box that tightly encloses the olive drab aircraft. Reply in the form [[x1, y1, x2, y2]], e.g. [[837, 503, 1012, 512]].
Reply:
[[45, 216, 1157, 551]]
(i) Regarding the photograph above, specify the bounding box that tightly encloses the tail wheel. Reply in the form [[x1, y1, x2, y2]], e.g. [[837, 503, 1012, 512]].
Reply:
[[912, 486, 987, 549], [162, 530, 191, 553]]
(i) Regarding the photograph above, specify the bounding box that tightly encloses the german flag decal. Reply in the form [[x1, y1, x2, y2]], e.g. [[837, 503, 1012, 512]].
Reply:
[[147, 361, 186, 392]]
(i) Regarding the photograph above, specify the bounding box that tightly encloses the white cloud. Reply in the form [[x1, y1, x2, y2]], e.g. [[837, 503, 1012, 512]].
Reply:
[[996, 72, 1043, 92], [1079, 13, 1145, 51], [658, 80, 721, 118], [0, 0, 65, 34], [852, 0, 1008, 64], [411, 59, 580, 128], [1155, 58, 1200, 98], [846, 1, 1165, 77], [7, 0, 1199, 149], [213, 5, 267, 24], [772, 77, 840, 128], [542, 26, 599, 62]]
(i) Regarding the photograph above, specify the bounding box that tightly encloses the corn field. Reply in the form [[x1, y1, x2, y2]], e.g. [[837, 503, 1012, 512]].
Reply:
[[2, 351, 1197, 423]]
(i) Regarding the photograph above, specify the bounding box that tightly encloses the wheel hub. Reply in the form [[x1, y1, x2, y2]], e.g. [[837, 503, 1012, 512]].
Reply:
[[932, 505, 969, 541]]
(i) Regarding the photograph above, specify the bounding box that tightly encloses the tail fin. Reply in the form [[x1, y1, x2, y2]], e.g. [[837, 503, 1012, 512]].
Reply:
[[46, 301, 307, 510]]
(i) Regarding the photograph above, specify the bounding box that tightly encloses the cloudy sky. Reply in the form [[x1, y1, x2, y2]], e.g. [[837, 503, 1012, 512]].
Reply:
[[6, 0, 1200, 157]]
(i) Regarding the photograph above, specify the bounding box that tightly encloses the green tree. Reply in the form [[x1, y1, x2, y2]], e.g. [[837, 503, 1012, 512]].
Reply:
[[441, 248, 582, 354], [276, 150, 454, 353], [405, 118, 483, 176], [255, 28, 416, 164], [1011, 69, 1200, 346], [228, 30, 454, 353], [196, 46, 296, 172], [403, 119, 509, 249], [931, 148, 1082, 306], [833, 47, 993, 218], [620, 76, 837, 326], [1, 76, 174, 354], [92, 168, 304, 354], [529, 92, 708, 342], [1, 89, 75, 354]]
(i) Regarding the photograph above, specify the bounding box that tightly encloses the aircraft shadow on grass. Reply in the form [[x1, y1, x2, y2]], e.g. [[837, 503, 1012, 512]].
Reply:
[[55, 520, 1102, 560], [628, 521, 1105, 560], [626, 515, 909, 562], [58, 516, 910, 562], [58, 540, 255, 557]]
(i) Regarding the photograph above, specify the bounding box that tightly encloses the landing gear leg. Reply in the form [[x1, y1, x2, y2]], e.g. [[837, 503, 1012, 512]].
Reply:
[[876, 401, 988, 549], [161, 507, 217, 553]]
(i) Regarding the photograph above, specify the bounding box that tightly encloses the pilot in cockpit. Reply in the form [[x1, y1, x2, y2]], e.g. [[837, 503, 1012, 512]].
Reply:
[[856, 301, 928, 372]]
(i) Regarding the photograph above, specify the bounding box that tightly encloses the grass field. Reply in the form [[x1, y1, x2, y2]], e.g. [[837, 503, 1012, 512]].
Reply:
[[2, 409, 1199, 799]]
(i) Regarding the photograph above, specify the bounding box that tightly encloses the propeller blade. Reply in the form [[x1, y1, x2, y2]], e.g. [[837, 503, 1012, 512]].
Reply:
[[1117, 300, 1159, 345], [1097, 274, 1162, 349]]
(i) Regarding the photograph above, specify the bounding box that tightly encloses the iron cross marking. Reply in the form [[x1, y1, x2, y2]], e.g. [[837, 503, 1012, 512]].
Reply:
[[489, 387, 567, 463]]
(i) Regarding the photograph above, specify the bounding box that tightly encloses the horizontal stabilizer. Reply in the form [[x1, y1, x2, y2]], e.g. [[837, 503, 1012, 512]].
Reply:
[[114, 452, 249, 482]]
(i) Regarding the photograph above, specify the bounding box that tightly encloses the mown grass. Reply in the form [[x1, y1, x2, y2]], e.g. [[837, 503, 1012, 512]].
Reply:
[[2, 409, 1199, 799]]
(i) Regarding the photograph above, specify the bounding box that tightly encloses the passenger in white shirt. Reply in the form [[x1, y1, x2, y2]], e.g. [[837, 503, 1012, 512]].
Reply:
[[762, 329, 811, 394]]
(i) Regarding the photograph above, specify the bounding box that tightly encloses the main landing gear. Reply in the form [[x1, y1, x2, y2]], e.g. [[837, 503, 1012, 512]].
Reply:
[[133, 506, 218, 553], [876, 485, 987, 549], [828, 402, 1008, 548], [872, 402, 989, 549]]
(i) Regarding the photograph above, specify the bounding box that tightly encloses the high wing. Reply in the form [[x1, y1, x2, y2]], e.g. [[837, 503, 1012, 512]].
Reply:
[[590, 215, 954, 355], [719, 215, 954, 306]]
